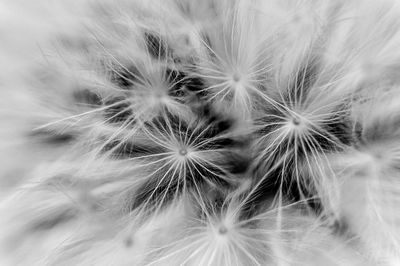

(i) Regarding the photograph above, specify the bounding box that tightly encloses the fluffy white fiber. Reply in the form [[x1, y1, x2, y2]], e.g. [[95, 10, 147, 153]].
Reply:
[[1, 0, 400, 265]]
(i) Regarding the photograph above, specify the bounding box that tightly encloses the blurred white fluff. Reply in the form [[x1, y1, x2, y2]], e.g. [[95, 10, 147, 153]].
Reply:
[[1, 0, 400, 265], [330, 91, 400, 265]]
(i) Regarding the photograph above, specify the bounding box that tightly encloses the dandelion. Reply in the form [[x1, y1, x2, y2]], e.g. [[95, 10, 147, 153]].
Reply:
[[251, 58, 354, 214], [103, 110, 250, 216], [1, 0, 400, 265], [188, 0, 272, 117]]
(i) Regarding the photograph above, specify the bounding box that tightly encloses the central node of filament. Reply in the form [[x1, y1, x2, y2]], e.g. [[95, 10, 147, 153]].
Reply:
[[179, 148, 188, 156], [218, 225, 228, 235], [292, 117, 301, 126], [232, 73, 241, 83], [286, 114, 307, 133]]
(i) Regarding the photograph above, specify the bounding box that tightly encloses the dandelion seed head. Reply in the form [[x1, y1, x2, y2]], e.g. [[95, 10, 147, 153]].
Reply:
[[2, 0, 398, 265]]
